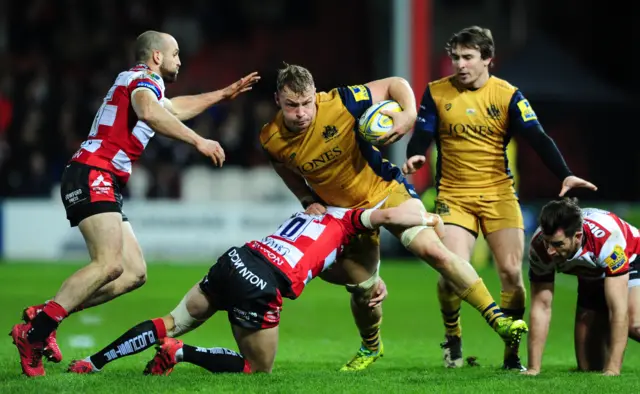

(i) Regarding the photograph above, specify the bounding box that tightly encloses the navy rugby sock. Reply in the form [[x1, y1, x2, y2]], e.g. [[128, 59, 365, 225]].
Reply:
[[179, 344, 250, 373], [89, 318, 166, 370]]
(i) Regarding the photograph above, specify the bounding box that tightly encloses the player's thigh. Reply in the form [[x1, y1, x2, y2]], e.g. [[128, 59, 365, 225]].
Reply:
[[184, 282, 219, 320], [574, 280, 609, 371], [478, 194, 524, 237], [78, 212, 124, 263], [484, 228, 525, 283], [574, 306, 608, 371], [166, 282, 219, 336], [121, 221, 147, 278], [319, 232, 380, 285], [387, 198, 475, 265], [231, 325, 278, 373], [61, 163, 126, 262], [442, 225, 477, 262], [628, 267, 640, 338]]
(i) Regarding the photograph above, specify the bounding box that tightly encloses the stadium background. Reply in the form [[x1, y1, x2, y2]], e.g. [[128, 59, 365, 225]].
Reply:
[[0, 1, 638, 392]]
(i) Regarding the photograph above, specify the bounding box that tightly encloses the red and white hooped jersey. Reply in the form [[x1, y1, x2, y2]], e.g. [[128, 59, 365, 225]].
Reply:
[[247, 207, 368, 299], [70, 64, 166, 184], [529, 208, 640, 281]]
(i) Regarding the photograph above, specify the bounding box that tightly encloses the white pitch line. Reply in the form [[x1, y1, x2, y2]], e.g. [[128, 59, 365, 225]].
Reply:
[[78, 314, 103, 325], [68, 335, 95, 349]]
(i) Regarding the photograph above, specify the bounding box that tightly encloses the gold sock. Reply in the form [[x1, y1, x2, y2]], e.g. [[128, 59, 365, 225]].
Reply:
[[438, 284, 462, 337], [360, 322, 381, 353], [460, 278, 505, 329]]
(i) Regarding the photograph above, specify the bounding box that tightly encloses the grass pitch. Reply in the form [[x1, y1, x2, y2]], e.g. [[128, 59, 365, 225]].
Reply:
[[1, 261, 638, 393]]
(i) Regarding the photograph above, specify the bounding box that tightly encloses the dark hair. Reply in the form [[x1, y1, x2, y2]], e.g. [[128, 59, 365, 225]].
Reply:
[[135, 31, 166, 63], [276, 62, 314, 94], [539, 197, 583, 237], [445, 26, 495, 61]]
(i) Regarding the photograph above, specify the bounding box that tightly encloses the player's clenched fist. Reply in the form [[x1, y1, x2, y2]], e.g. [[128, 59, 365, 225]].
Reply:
[[196, 138, 225, 167], [402, 155, 426, 175]]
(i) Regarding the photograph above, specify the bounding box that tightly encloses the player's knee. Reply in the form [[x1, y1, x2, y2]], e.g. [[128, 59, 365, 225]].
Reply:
[[346, 268, 380, 306], [629, 324, 640, 341], [120, 270, 147, 292], [97, 262, 124, 282], [628, 311, 640, 341], [167, 296, 198, 337], [414, 240, 451, 271], [123, 237, 147, 288], [125, 259, 148, 290], [437, 275, 454, 292], [132, 271, 147, 289], [496, 263, 523, 288]]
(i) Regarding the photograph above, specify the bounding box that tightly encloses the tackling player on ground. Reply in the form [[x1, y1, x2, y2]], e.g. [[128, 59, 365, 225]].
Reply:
[[67, 204, 441, 374], [525, 198, 640, 376], [9, 30, 259, 377], [260, 64, 528, 371], [403, 26, 597, 370]]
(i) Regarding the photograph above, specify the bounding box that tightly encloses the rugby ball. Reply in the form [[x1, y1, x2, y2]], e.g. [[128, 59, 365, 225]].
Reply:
[[357, 100, 402, 145]]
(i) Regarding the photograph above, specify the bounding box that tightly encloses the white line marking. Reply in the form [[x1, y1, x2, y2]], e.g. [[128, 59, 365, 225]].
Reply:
[[68, 335, 95, 349]]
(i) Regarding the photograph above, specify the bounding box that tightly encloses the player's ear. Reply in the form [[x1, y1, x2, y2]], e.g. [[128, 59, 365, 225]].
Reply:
[[575, 230, 583, 243], [483, 57, 492, 68], [153, 50, 163, 66], [274, 91, 280, 106]]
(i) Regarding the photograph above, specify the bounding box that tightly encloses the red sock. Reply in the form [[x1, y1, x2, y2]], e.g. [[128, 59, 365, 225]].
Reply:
[[27, 301, 69, 343], [42, 301, 69, 323], [151, 318, 167, 339], [243, 359, 252, 374]]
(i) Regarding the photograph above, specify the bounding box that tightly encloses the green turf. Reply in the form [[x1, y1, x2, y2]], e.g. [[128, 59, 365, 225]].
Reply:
[[1, 261, 638, 393]]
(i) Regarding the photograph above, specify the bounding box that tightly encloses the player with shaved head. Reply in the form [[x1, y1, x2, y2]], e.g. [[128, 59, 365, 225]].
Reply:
[[10, 31, 260, 377]]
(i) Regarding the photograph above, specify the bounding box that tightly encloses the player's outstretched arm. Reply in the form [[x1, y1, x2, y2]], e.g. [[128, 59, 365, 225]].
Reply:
[[165, 72, 260, 121], [603, 273, 629, 376], [523, 280, 554, 376], [365, 77, 417, 145], [166, 72, 260, 121], [509, 91, 597, 195], [132, 89, 225, 166]]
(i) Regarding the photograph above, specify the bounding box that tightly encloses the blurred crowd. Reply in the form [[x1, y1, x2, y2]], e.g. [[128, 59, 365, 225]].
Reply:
[[0, 0, 372, 198], [3, 0, 627, 201]]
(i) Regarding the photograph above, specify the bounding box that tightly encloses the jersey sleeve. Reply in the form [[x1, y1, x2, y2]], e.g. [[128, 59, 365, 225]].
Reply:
[[597, 231, 630, 277], [259, 123, 282, 163], [127, 74, 163, 100], [414, 86, 439, 134], [330, 208, 369, 237], [336, 85, 373, 119], [508, 90, 540, 130]]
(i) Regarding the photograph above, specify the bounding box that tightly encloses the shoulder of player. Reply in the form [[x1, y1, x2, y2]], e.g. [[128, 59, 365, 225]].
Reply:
[[316, 89, 341, 104], [488, 75, 518, 93], [582, 211, 620, 237], [427, 75, 455, 93], [125, 70, 165, 90], [316, 88, 354, 119], [582, 213, 625, 256], [259, 114, 284, 146]]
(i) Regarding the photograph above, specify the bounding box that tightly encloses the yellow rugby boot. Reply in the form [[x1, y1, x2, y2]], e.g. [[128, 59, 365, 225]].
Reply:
[[494, 317, 528, 346], [339, 342, 384, 372]]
